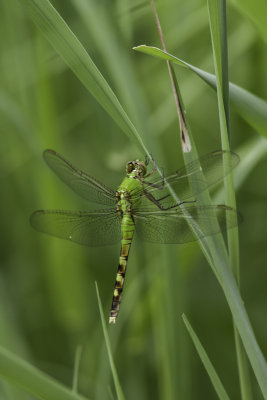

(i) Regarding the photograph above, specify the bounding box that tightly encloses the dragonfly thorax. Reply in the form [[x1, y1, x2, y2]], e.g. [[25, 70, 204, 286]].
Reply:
[[116, 189, 133, 214], [126, 160, 146, 178]]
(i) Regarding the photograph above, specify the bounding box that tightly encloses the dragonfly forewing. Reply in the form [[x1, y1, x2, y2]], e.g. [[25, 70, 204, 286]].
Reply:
[[43, 150, 117, 206]]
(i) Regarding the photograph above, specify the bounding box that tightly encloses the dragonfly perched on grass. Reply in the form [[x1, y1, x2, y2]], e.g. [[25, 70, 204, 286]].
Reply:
[[30, 149, 240, 323]]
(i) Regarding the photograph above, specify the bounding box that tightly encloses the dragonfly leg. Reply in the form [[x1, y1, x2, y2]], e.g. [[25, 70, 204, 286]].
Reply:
[[143, 189, 195, 211], [144, 154, 165, 184], [143, 167, 165, 189], [141, 167, 165, 189], [142, 180, 164, 189], [156, 193, 171, 202], [143, 189, 170, 210], [165, 200, 196, 210], [144, 165, 157, 178]]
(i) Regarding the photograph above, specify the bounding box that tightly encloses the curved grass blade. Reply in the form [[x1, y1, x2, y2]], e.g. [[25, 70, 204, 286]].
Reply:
[[0, 345, 88, 400], [30, 209, 121, 246], [182, 314, 230, 400], [20, 0, 147, 153], [43, 149, 116, 206], [133, 45, 267, 136]]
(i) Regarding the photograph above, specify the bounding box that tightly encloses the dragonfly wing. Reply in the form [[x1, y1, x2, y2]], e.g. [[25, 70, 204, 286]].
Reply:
[[138, 150, 239, 208], [43, 149, 116, 206], [135, 204, 241, 244], [30, 209, 121, 246]]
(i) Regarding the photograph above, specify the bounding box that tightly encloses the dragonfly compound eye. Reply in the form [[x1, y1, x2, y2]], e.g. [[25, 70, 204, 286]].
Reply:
[[126, 162, 135, 174]]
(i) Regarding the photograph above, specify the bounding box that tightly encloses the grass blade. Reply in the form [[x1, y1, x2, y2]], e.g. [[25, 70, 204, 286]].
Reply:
[[207, 0, 238, 279], [72, 345, 82, 393], [207, 2, 251, 399], [133, 45, 267, 136], [95, 282, 125, 400], [20, 0, 147, 153], [0, 345, 88, 400], [182, 314, 230, 400], [135, 7, 267, 398]]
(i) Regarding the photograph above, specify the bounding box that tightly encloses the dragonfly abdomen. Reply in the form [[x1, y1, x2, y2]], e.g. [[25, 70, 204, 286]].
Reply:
[[109, 213, 136, 323]]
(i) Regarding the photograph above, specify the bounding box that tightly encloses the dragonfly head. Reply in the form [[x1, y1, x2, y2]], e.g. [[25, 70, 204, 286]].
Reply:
[[126, 160, 147, 177]]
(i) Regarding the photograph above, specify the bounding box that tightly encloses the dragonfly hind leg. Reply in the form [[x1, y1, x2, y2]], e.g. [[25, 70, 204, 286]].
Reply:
[[142, 157, 196, 211], [143, 188, 195, 211]]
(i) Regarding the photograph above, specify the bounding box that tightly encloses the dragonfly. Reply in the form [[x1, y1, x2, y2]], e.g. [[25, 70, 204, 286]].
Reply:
[[30, 149, 240, 323]]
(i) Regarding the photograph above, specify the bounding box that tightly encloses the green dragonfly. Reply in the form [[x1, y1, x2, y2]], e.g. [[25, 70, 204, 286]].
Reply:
[[30, 149, 240, 323]]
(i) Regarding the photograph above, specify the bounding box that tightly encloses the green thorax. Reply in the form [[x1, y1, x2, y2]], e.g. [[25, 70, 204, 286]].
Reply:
[[116, 160, 146, 214]]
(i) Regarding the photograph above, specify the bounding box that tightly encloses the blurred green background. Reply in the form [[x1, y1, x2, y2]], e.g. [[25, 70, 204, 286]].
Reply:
[[0, 0, 267, 399]]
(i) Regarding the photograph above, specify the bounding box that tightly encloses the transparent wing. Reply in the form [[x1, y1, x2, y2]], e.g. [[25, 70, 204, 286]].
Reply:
[[132, 150, 239, 208], [43, 149, 116, 206], [30, 209, 121, 246], [135, 204, 242, 244]]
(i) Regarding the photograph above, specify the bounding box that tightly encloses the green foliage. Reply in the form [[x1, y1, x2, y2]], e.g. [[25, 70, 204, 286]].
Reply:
[[182, 314, 230, 400], [133, 46, 267, 136], [0, 0, 267, 399], [0, 345, 88, 400], [95, 283, 125, 400]]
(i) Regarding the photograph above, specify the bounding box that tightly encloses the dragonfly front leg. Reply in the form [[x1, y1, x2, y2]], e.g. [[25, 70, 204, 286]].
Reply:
[[144, 154, 157, 176], [144, 154, 165, 186]]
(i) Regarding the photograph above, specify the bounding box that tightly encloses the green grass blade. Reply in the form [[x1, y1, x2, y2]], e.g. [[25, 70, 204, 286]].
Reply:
[[0, 345, 89, 400], [182, 314, 230, 400], [70, 0, 150, 137], [207, 0, 238, 276], [133, 45, 267, 136], [214, 254, 267, 398], [20, 0, 147, 153], [208, 0, 230, 138], [207, 2, 251, 399], [145, 15, 242, 400], [95, 282, 125, 400], [72, 345, 82, 393], [135, 14, 267, 399]]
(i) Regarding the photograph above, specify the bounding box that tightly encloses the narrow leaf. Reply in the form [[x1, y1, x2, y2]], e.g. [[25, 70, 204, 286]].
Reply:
[[20, 0, 147, 153], [0, 346, 88, 400], [207, 2, 251, 399], [72, 346, 82, 393], [182, 314, 230, 400], [95, 282, 125, 400], [133, 45, 267, 136]]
